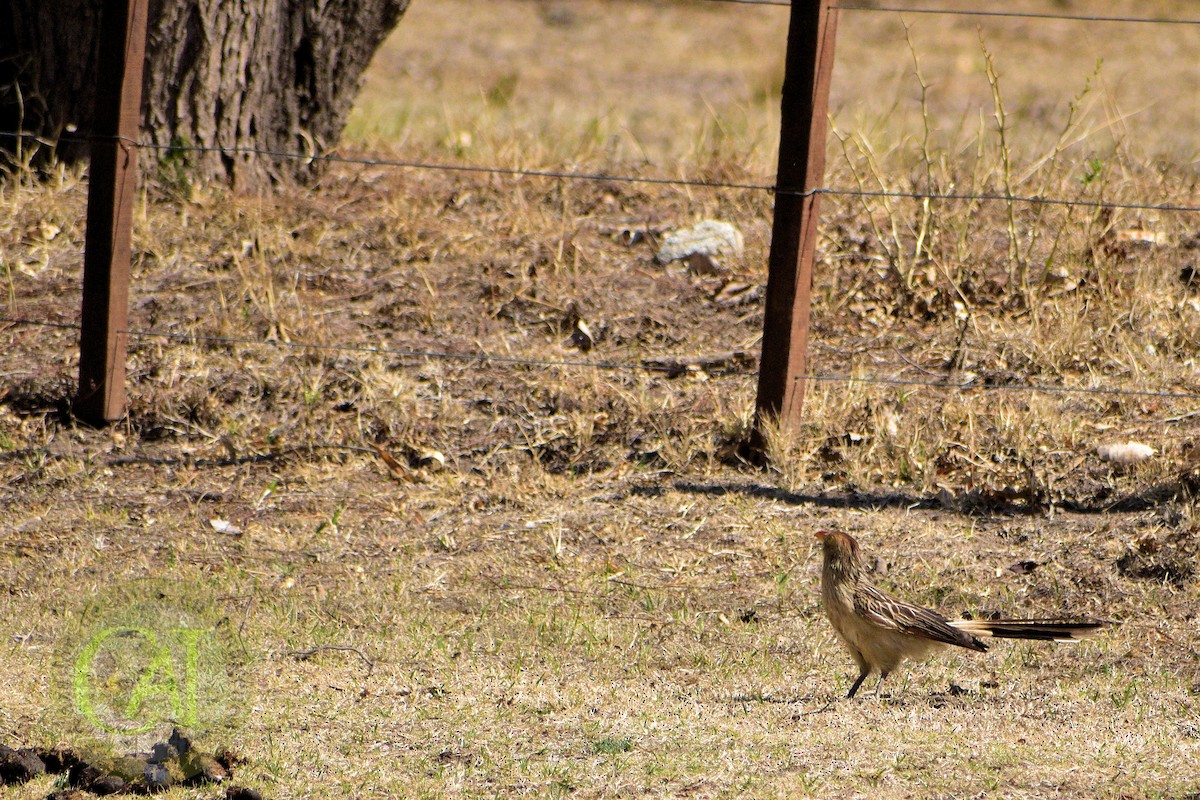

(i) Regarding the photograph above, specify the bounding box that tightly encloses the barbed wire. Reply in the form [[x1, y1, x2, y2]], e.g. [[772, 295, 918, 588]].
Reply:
[[5, 131, 1198, 214], [694, 0, 789, 6], [695, 0, 1200, 25], [109, 136, 1200, 212], [3, 131, 777, 193], [133, 137, 1200, 212], [815, 187, 1200, 214], [153, 139, 781, 190], [833, 5, 1200, 25], [4, 316, 1199, 402]]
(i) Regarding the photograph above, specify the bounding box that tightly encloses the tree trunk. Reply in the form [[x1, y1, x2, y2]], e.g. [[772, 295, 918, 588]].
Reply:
[[0, 0, 410, 188]]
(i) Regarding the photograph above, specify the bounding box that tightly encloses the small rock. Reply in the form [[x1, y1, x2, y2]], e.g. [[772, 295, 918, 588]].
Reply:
[[0, 744, 46, 784], [655, 219, 744, 266], [181, 751, 228, 784], [1096, 441, 1156, 465], [214, 746, 245, 772], [143, 761, 172, 791], [46, 790, 91, 800], [90, 774, 127, 796], [68, 762, 127, 795], [209, 518, 242, 534], [226, 787, 264, 800]]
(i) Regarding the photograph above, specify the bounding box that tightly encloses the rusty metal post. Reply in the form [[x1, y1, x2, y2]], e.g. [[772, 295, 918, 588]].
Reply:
[[753, 0, 838, 442], [75, 0, 149, 424]]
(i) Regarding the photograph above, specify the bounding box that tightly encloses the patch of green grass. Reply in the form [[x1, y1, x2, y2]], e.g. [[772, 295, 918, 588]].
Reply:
[[591, 736, 634, 755]]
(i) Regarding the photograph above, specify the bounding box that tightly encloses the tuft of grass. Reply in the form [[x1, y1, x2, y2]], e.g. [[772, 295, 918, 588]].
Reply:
[[590, 736, 634, 755]]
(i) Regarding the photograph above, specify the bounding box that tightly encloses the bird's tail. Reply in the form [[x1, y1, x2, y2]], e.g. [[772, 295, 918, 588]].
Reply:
[[949, 617, 1112, 643]]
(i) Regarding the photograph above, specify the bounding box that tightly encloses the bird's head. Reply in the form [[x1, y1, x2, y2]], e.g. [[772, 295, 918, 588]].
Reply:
[[815, 529, 862, 572]]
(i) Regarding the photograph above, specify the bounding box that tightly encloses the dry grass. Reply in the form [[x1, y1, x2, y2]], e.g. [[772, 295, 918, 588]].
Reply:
[[2, 0, 1200, 797]]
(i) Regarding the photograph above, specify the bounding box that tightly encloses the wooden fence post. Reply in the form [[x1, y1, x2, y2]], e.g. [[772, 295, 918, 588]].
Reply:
[[75, 0, 149, 424], [753, 0, 838, 444]]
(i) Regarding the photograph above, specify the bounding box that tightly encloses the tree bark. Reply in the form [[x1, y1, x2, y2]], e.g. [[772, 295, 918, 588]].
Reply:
[[1, 0, 410, 188]]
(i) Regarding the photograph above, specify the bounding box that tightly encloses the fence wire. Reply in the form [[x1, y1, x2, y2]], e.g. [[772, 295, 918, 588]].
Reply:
[[836, 4, 1200, 25], [5, 131, 1199, 214], [699, 0, 1200, 25]]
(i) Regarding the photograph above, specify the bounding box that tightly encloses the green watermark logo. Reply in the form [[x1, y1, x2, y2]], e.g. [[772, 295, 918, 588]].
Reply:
[[54, 580, 248, 757], [72, 625, 209, 733]]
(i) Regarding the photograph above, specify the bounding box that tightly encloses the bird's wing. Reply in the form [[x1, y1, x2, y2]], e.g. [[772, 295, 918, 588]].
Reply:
[[854, 583, 988, 652]]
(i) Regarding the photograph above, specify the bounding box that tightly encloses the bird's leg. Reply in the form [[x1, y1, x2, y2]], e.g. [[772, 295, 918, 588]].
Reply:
[[846, 668, 870, 698], [873, 670, 890, 698]]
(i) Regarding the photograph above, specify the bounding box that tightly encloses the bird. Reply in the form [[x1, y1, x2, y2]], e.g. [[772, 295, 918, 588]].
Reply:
[[815, 529, 1110, 698]]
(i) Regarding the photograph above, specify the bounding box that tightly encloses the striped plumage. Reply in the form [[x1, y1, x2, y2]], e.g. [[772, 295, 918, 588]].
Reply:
[[816, 530, 1109, 698]]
